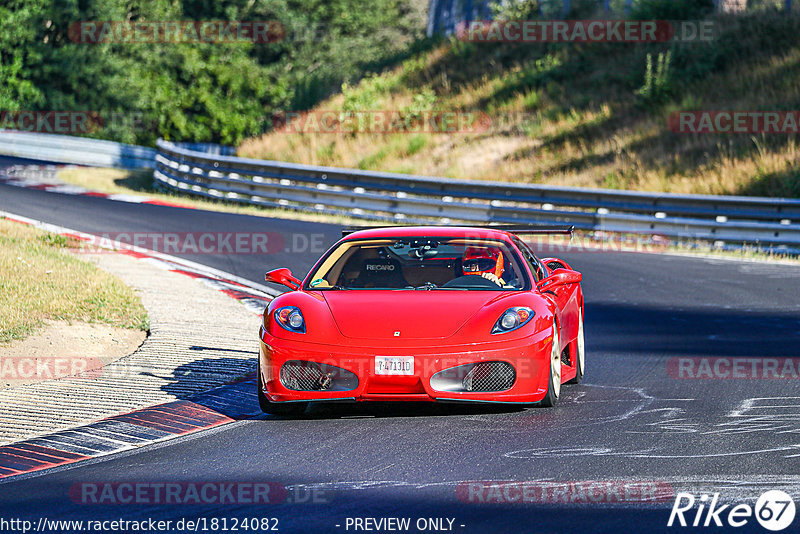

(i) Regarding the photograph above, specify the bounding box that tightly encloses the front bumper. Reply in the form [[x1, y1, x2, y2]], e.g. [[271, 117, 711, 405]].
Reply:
[[258, 327, 553, 404]]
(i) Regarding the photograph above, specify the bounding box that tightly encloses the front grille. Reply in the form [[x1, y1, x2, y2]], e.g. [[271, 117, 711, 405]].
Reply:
[[280, 362, 326, 391], [463, 362, 516, 392], [279, 360, 358, 391], [430, 361, 517, 393]]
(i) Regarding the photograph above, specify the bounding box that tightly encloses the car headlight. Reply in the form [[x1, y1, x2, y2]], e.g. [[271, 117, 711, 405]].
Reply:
[[274, 306, 306, 333], [492, 307, 534, 334]]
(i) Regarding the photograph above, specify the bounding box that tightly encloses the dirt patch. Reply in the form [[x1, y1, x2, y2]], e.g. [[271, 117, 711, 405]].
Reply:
[[0, 321, 146, 388]]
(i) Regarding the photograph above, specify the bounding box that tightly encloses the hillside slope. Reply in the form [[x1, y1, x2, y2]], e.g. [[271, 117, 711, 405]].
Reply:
[[239, 9, 800, 197]]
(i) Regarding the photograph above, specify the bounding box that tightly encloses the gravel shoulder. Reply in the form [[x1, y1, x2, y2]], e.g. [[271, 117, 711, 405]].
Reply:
[[0, 321, 146, 389]]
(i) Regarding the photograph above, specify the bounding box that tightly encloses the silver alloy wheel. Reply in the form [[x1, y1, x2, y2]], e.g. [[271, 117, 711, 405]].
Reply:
[[551, 325, 561, 398]]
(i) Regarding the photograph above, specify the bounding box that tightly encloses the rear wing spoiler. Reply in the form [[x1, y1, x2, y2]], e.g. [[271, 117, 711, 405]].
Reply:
[[341, 224, 574, 237]]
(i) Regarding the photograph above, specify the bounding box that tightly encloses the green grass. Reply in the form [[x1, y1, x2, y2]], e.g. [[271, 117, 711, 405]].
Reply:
[[0, 218, 149, 343]]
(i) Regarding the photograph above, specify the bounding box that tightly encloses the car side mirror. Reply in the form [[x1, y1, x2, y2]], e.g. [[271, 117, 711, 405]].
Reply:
[[537, 268, 582, 291], [265, 268, 301, 290]]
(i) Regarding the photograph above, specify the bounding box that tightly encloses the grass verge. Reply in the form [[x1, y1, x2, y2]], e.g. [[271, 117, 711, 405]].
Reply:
[[0, 218, 149, 343]]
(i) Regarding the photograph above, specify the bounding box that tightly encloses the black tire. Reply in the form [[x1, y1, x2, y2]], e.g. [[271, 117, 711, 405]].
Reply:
[[539, 323, 561, 407], [257, 366, 308, 416], [566, 308, 585, 385]]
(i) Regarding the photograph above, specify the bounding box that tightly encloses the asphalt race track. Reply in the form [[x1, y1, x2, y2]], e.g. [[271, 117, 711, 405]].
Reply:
[[1, 166, 800, 533]]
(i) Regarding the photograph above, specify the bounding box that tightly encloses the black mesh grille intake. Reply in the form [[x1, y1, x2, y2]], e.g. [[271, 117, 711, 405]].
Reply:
[[462, 362, 516, 392], [430, 361, 518, 393], [280, 362, 326, 391], [279, 360, 359, 392]]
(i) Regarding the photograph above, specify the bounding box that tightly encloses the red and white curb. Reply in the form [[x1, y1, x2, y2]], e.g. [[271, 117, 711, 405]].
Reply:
[[0, 377, 259, 480], [0, 164, 195, 209], [0, 211, 284, 480]]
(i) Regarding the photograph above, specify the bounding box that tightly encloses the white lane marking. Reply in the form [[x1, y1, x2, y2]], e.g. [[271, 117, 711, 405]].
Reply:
[[106, 194, 149, 203], [507, 393, 800, 460], [625, 418, 700, 434], [705, 397, 800, 437], [505, 444, 800, 460]]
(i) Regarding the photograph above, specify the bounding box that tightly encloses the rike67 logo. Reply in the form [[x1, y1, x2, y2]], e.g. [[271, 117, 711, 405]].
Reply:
[[668, 491, 796, 531]]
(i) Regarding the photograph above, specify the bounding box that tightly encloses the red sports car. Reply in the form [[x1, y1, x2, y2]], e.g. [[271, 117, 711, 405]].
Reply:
[[258, 225, 584, 415]]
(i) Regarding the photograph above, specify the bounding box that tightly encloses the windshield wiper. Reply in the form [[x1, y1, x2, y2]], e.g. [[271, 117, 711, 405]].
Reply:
[[415, 282, 438, 290]]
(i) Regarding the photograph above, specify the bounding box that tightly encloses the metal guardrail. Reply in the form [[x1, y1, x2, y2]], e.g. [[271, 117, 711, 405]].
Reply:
[[0, 130, 155, 169], [1, 130, 797, 248], [154, 139, 800, 248]]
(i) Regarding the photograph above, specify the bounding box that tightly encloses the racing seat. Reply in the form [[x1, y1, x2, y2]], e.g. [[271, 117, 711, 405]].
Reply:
[[352, 258, 407, 288]]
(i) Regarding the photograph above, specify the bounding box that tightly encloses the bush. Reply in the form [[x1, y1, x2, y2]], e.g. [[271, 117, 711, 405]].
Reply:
[[0, 0, 426, 146]]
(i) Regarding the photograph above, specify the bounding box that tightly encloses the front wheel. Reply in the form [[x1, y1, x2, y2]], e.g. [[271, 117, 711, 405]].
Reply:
[[539, 322, 561, 407], [567, 308, 585, 384], [257, 366, 308, 416]]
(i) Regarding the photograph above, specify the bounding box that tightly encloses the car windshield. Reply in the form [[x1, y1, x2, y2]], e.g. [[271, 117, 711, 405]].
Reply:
[[305, 237, 529, 290]]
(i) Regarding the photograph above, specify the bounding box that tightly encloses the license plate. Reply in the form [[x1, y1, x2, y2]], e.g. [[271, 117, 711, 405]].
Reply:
[[375, 356, 414, 376]]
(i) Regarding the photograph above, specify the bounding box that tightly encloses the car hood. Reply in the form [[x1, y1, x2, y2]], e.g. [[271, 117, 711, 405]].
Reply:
[[323, 290, 500, 340]]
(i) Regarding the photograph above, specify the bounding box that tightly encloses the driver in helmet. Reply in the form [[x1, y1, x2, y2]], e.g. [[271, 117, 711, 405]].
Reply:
[[462, 246, 506, 286]]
